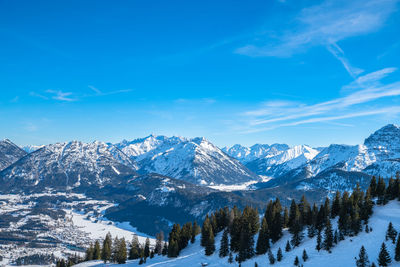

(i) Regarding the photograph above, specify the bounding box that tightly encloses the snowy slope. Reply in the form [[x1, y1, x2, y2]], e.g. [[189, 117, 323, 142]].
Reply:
[[115, 135, 258, 185], [22, 144, 45, 153], [0, 139, 27, 171], [75, 201, 400, 267], [0, 141, 137, 192]]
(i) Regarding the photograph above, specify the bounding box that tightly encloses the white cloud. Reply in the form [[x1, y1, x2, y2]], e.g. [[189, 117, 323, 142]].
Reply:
[[235, 0, 398, 57], [241, 78, 400, 132], [46, 90, 76, 102], [342, 67, 397, 91]]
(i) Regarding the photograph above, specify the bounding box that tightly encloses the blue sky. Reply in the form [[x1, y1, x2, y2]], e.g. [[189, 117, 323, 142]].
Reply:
[[1, 0, 400, 147]]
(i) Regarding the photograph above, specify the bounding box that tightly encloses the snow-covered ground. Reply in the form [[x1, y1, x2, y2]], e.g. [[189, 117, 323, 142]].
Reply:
[[75, 201, 400, 267]]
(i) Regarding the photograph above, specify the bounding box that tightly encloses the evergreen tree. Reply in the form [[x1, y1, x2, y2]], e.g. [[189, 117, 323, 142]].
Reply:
[[283, 207, 289, 228], [116, 238, 127, 264], [268, 249, 275, 265], [155, 231, 164, 255], [205, 225, 215, 256], [377, 177, 387, 205], [111, 237, 120, 263], [331, 191, 341, 218], [228, 252, 233, 263], [256, 217, 270, 255], [101, 232, 112, 263], [191, 221, 199, 243], [334, 229, 339, 244], [162, 243, 168, 256], [219, 228, 229, 258], [302, 249, 308, 262], [323, 219, 334, 252], [370, 176, 377, 197], [386, 222, 397, 243], [285, 240, 291, 252], [355, 246, 370, 267], [85, 244, 94, 261], [144, 238, 150, 258], [395, 233, 400, 261], [316, 231, 322, 251], [167, 239, 179, 258], [377, 242, 391, 266], [129, 235, 140, 260], [93, 241, 101, 260], [294, 256, 300, 266], [238, 223, 254, 261], [371, 263, 377, 267], [277, 247, 283, 262]]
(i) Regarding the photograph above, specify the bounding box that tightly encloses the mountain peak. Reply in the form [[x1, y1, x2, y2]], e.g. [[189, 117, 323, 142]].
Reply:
[[364, 124, 400, 147]]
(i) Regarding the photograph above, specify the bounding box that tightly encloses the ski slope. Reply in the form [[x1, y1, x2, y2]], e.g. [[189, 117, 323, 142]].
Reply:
[[75, 201, 400, 267]]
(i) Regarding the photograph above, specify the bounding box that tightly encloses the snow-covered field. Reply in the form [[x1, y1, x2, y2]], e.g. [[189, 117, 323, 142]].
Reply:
[[75, 201, 400, 267]]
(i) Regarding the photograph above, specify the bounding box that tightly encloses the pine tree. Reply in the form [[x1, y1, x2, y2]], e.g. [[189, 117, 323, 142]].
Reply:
[[144, 238, 150, 258], [228, 252, 233, 263], [101, 232, 112, 263], [256, 217, 270, 255], [168, 239, 179, 258], [116, 238, 127, 264], [268, 249, 275, 265], [323, 219, 334, 252], [162, 243, 168, 256], [294, 256, 300, 266], [331, 191, 341, 218], [85, 244, 94, 261], [277, 248, 283, 262], [302, 249, 308, 262], [205, 225, 215, 256], [334, 229, 339, 244], [371, 263, 376, 267], [129, 235, 140, 260], [285, 240, 291, 252], [377, 177, 387, 205], [356, 246, 370, 267], [370, 176, 377, 197], [316, 231, 322, 251], [93, 240, 101, 260], [395, 233, 400, 261], [191, 221, 199, 243], [155, 231, 164, 255], [377, 242, 391, 266], [219, 228, 229, 258], [111, 237, 120, 263], [238, 223, 254, 261], [386, 222, 397, 243]]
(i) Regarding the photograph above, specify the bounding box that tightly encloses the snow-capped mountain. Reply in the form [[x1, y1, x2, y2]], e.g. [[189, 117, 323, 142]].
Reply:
[[245, 145, 319, 177], [22, 144, 45, 153], [0, 139, 27, 171], [115, 135, 259, 185], [222, 143, 290, 163], [0, 141, 137, 192], [305, 124, 400, 178], [223, 142, 319, 178]]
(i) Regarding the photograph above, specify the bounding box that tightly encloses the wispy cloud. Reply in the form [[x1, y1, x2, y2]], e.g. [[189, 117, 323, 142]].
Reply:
[[46, 90, 76, 102], [327, 43, 364, 78], [342, 67, 397, 91], [240, 74, 400, 132], [87, 85, 133, 96], [235, 0, 398, 58]]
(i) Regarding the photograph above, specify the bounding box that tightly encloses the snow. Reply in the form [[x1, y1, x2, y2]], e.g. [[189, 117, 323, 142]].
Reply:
[[75, 201, 400, 267], [68, 209, 156, 245], [208, 180, 260, 191]]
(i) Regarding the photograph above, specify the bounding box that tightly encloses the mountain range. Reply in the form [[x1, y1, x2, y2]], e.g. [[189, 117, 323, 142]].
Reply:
[[1, 124, 399, 235]]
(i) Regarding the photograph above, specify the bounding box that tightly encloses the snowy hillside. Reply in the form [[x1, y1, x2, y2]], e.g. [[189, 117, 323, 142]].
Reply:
[[115, 135, 258, 186], [75, 201, 400, 267], [0, 139, 27, 171]]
